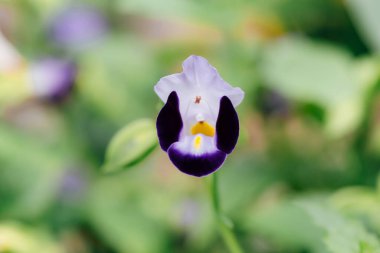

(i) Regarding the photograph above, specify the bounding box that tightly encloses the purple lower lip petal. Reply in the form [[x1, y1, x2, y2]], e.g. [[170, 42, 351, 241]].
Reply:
[[167, 145, 227, 177]]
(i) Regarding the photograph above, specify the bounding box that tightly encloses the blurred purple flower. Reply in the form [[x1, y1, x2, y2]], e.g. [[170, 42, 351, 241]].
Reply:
[[59, 169, 87, 203], [29, 58, 76, 102], [179, 199, 200, 228], [257, 88, 290, 118], [49, 5, 107, 49]]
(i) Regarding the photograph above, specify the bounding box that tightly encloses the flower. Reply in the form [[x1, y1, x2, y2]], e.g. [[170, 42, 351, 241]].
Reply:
[[49, 5, 107, 50], [154, 55, 244, 177], [29, 58, 76, 102], [59, 168, 88, 204], [256, 88, 290, 118]]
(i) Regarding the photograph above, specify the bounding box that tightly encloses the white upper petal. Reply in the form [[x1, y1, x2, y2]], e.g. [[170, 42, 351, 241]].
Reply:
[[154, 55, 244, 119]]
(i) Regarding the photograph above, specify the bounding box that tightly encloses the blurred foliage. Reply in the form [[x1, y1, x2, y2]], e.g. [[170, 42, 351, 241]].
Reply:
[[1, 0, 380, 252]]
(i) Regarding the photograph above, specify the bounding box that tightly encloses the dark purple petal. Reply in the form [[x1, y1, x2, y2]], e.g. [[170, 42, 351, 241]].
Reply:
[[216, 96, 239, 154], [156, 91, 183, 151], [168, 146, 226, 177]]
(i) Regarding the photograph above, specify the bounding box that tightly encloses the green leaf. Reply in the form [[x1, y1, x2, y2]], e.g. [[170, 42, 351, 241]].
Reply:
[[260, 36, 378, 137], [260, 36, 355, 107], [102, 118, 158, 173], [346, 0, 380, 53], [331, 186, 380, 236], [246, 197, 326, 252], [298, 200, 380, 253], [323, 57, 378, 137]]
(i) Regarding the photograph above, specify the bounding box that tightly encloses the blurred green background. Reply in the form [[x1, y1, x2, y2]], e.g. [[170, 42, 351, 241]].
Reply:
[[1, 0, 380, 252]]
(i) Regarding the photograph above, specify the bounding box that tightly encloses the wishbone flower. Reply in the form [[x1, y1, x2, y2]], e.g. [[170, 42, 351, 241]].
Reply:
[[154, 55, 244, 177]]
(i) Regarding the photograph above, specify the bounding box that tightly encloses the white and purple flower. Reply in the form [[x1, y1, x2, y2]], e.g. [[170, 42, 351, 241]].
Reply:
[[154, 55, 244, 177], [29, 57, 76, 102]]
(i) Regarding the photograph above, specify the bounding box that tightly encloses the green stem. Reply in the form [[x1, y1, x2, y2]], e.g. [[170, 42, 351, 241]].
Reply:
[[210, 173, 244, 253]]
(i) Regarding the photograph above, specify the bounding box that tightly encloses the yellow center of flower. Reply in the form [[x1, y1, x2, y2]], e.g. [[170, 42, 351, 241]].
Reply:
[[191, 121, 215, 137], [194, 135, 202, 149]]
